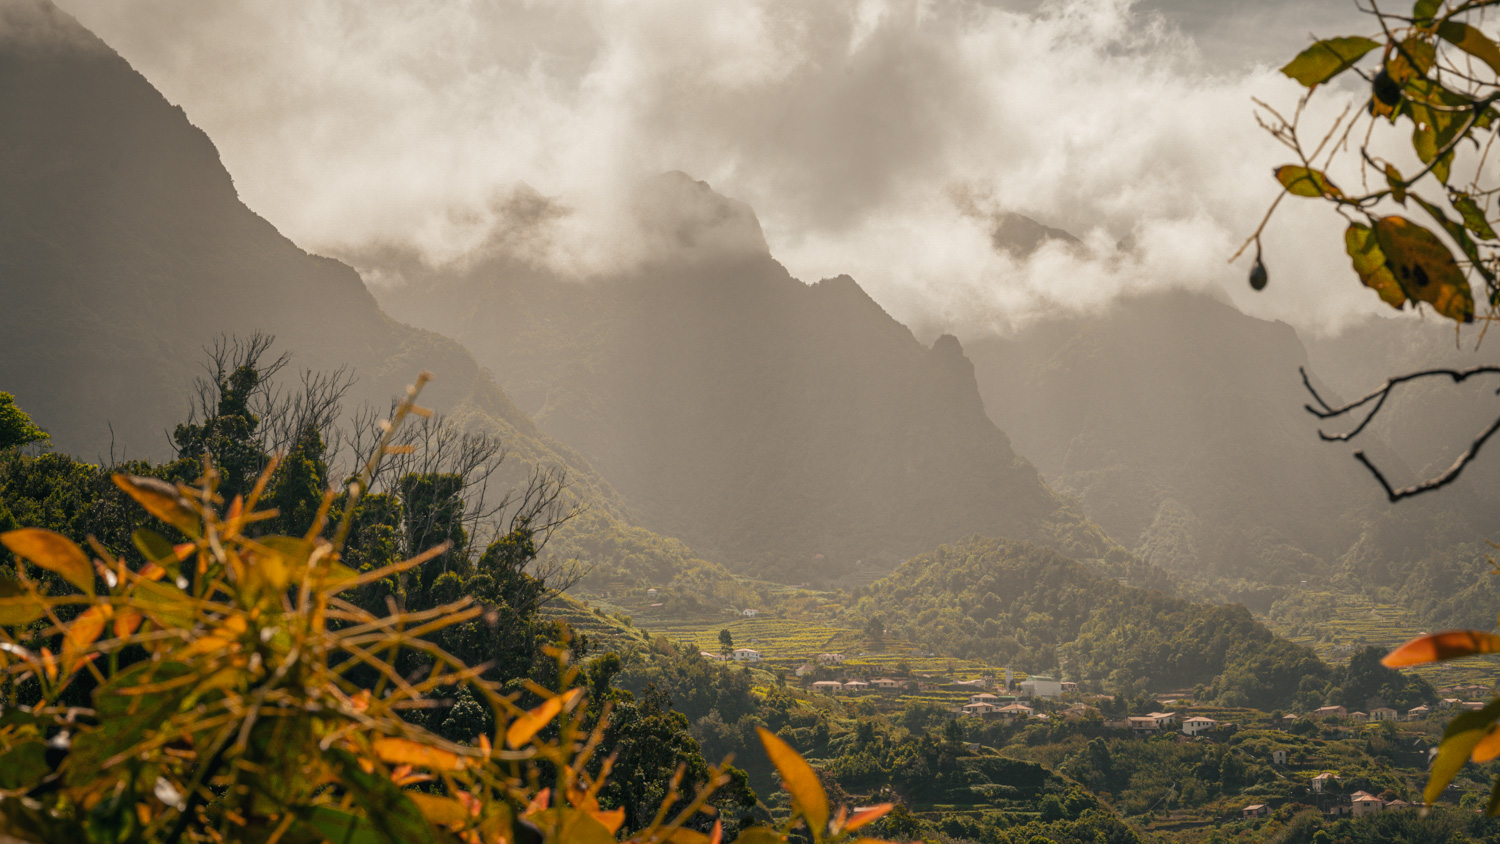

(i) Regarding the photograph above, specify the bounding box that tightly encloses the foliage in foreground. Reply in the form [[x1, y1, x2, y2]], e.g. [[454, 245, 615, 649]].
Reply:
[[0, 376, 890, 844]]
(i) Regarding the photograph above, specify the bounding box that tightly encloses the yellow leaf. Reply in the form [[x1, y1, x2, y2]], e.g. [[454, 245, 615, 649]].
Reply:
[[371, 736, 466, 772], [663, 829, 712, 844], [113, 608, 143, 640], [408, 792, 470, 827], [843, 803, 894, 832], [0, 578, 44, 626], [756, 727, 829, 835], [1275, 165, 1343, 198], [1438, 21, 1500, 76], [1345, 223, 1407, 309], [590, 809, 625, 834], [111, 475, 200, 538], [526, 808, 617, 844], [506, 688, 583, 749], [39, 647, 56, 682], [1474, 726, 1500, 763], [1383, 629, 1500, 667], [62, 606, 108, 672], [1373, 215, 1474, 322], [1, 529, 95, 596], [728, 828, 787, 844]]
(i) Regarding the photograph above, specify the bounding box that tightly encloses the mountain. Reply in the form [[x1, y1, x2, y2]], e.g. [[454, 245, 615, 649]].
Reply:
[[372, 174, 1110, 578], [961, 290, 1386, 591], [0, 0, 759, 601]]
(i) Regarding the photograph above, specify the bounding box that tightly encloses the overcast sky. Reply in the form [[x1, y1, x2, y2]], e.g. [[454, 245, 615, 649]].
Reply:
[[54, 0, 1389, 337]]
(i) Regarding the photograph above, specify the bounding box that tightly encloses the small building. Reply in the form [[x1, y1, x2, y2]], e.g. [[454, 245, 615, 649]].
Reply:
[[1327, 804, 1352, 818], [1311, 772, 1338, 794], [962, 702, 997, 716], [1348, 711, 1368, 722], [1407, 705, 1431, 720], [872, 678, 901, 691], [1313, 705, 1347, 719], [997, 703, 1035, 720], [1127, 716, 1162, 733], [646, 588, 658, 596], [1061, 681, 1080, 694], [843, 679, 870, 692], [649, 602, 665, 609], [1440, 698, 1463, 710], [1386, 799, 1412, 811], [1060, 704, 1098, 720], [1461, 700, 1486, 711], [816, 653, 844, 665], [1181, 716, 1217, 737], [969, 693, 1001, 705], [700, 651, 726, 661], [794, 663, 816, 677], [811, 680, 843, 694], [1271, 749, 1287, 765], [1351, 791, 1383, 817], [731, 648, 761, 663], [1019, 676, 1062, 699], [1370, 707, 1398, 722], [741, 608, 759, 618], [1242, 804, 1270, 819], [1145, 711, 1178, 728]]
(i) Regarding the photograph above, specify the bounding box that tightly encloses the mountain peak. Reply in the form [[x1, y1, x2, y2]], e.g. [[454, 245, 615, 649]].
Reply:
[[631, 171, 769, 263]]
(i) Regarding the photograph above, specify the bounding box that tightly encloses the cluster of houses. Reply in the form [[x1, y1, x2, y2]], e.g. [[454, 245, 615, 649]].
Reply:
[[699, 648, 763, 663], [1291, 699, 1486, 724], [1243, 775, 1414, 821]]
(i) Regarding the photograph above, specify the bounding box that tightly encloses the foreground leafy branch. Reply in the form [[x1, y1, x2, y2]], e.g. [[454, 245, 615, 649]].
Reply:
[[0, 373, 888, 844]]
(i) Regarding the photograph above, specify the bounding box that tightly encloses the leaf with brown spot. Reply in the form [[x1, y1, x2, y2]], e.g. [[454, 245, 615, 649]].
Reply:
[[1345, 223, 1407, 309], [1372, 215, 1474, 322], [111, 475, 200, 538]]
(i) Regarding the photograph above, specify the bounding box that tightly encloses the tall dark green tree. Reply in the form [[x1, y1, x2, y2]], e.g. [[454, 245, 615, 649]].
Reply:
[[0, 393, 47, 451]]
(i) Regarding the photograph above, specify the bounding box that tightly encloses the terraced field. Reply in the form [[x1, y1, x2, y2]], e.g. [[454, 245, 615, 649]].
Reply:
[[1266, 591, 1500, 692]]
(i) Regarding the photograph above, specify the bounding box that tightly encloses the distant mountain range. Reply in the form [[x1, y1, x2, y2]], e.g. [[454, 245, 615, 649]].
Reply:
[[373, 173, 1112, 577]]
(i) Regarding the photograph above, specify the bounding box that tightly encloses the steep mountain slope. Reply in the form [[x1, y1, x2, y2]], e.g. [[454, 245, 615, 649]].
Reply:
[[0, 0, 756, 600], [375, 174, 1108, 577], [962, 291, 1383, 588]]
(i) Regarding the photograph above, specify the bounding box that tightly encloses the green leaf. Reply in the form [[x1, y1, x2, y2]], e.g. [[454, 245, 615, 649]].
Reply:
[[1451, 192, 1498, 239], [68, 661, 195, 780], [1413, 0, 1443, 24], [1429, 700, 1500, 803], [327, 748, 441, 844], [1390, 36, 1437, 84], [0, 740, 50, 790], [528, 809, 617, 844], [1385, 164, 1407, 204], [1374, 214, 1475, 321], [297, 806, 383, 844], [131, 528, 177, 564], [1412, 195, 1496, 288], [1437, 21, 1500, 75], [111, 475, 200, 539], [1346, 223, 1408, 309], [1275, 165, 1343, 198], [1281, 37, 1379, 87]]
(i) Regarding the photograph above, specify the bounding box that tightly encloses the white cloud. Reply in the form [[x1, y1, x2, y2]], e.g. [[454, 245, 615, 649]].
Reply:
[[55, 0, 1384, 335]]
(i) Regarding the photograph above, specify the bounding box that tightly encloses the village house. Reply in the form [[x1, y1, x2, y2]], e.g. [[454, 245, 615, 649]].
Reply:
[[1311, 772, 1338, 794], [1145, 711, 1178, 728], [794, 663, 816, 677], [843, 679, 870, 692], [646, 588, 658, 597], [997, 703, 1035, 720], [1350, 791, 1384, 817], [1242, 804, 1270, 819], [1181, 716, 1217, 737], [1370, 707, 1398, 722], [1327, 804, 1351, 818], [1440, 698, 1462, 710], [968, 693, 1001, 706], [1127, 716, 1162, 733], [741, 608, 759, 618], [811, 680, 843, 694], [1348, 711, 1368, 722], [1407, 704, 1431, 720], [1271, 749, 1287, 765], [961, 702, 997, 716], [700, 651, 726, 661], [1461, 700, 1487, 711], [1061, 681, 1080, 694], [1312, 705, 1347, 719], [731, 647, 761, 663], [872, 678, 901, 691], [816, 653, 844, 665]]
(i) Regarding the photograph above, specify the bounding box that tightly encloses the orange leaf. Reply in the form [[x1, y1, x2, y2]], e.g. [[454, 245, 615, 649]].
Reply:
[[1382, 630, 1500, 667], [111, 475, 200, 538], [524, 788, 551, 816], [408, 793, 469, 827], [371, 736, 465, 771], [590, 808, 625, 834], [843, 803, 894, 832], [39, 647, 56, 682], [757, 726, 829, 834], [506, 689, 582, 749], [1, 529, 95, 596], [113, 608, 143, 640], [1474, 726, 1500, 763], [62, 606, 108, 672]]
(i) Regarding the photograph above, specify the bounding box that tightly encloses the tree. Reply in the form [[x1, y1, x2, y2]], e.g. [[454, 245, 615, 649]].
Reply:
[[0, 393, 47, 451], [719, 628, 734, 655], [1255, 3, 1500, 813]]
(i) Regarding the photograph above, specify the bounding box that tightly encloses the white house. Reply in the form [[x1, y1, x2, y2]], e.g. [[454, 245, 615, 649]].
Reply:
[[1348, 711, 1369, 722], [741, 609, 759, 618], [997, 703, 1035, 720], [811, 680, 843, 694], [872, 678, 901, 691], [1145, 711, 1178, 727], [962, 702, 997, 716], [1019, 676, 1062, 699], [1311, 772, 1338, 794], [1127, 716, 1161, 733], [794, 663, 816, 677], [1371, 707, 1398, 722], [1181, 716, 1216, 737], [700, 651, 726, 662], [731, 648, 761, 663], [843, 679, 870, 692], [1351, 791, 1383, 817], [816, 653, 844, 665], [1313, 705, 1347, 719], [968, 693, 1001, 705], [1271, 749, 1287, 765]]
